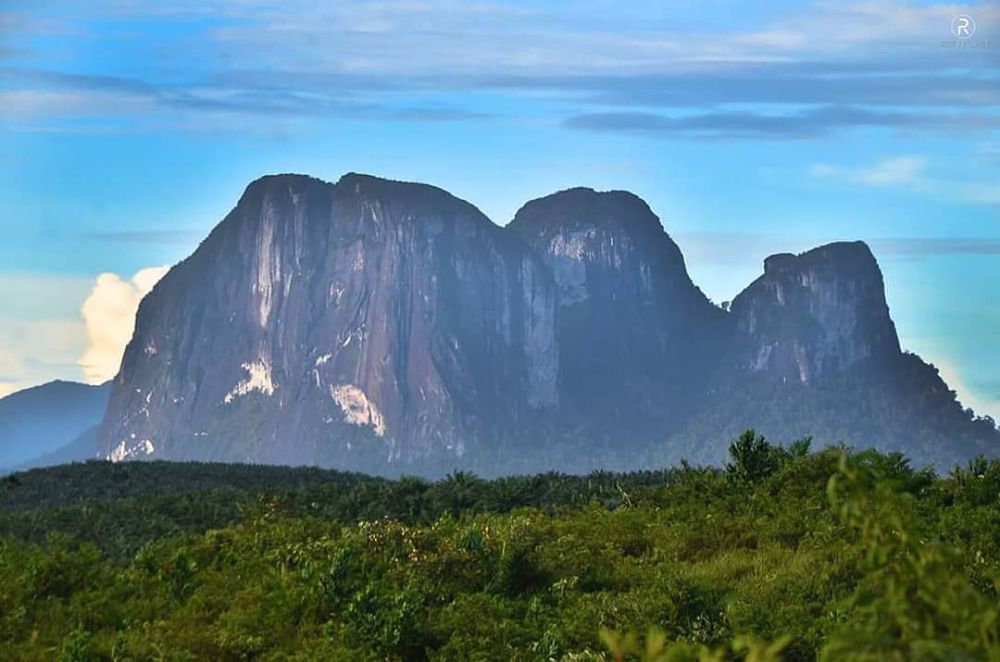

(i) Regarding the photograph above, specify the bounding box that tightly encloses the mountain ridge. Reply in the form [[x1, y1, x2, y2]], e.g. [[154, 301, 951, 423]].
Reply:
[[92, 172, 998, 474]]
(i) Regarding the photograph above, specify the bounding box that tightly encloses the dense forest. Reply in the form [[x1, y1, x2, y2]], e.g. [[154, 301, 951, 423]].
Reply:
[[1, 432, 998, 660], [665, 355, 1000, 469]]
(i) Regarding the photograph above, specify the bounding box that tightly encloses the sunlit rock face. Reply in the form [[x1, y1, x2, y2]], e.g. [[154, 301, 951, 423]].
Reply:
[[508, 187, 730, 442], [99, 173, 558, 466], [730, 241, 902, 384]]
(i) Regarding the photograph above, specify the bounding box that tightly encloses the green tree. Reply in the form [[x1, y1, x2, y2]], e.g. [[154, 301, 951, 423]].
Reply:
[[824, 453, 1000, 660], [726, 429, 780, 483]]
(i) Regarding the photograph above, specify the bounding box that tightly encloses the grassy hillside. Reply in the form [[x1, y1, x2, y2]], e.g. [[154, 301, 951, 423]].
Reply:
[[0, 432, 998, 660]]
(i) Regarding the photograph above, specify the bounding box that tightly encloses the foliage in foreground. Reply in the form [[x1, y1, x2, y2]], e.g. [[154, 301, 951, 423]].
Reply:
[[0, 431, 998, 660]]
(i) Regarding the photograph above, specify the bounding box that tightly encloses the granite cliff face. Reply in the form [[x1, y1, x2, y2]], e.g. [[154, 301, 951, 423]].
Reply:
[[100, 174, 557, 466], [730, 242, 901, 384], [96, 173, 998, 472], [509, 188, 729, 439], [668, 241, 997, 468]]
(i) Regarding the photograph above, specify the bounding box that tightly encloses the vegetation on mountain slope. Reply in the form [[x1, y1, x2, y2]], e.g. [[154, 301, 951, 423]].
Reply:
[[667, 357, 1000, 469]]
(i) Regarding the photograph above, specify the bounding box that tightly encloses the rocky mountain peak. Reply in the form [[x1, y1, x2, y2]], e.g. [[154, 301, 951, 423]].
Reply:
[[507, 186, 698, 305], [100, 173, 557, 467], [230, 172, 493, 233], [507, 186, 727, 439], [731, 241, 901, 384], [763, 241, 880, 275], [508, 187, 666, 238]]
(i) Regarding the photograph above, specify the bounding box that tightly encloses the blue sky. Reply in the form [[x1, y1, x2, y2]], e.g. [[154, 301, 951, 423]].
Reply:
[[1, 0, 998, 419]]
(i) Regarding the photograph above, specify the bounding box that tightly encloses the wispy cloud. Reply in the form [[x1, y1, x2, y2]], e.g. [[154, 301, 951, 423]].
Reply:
[[104, 0, 996, 76], [0, 317, 87, 399], [850, 156, 928, 186], [1, 1, 997, 136], [563, 107, 1000, 141], [676, 231, 1000, 267], [811, 155, 1000, 204], [0, 67, 490, 133], [869, 237, 1000, 257], [811, 155, 929, 185]]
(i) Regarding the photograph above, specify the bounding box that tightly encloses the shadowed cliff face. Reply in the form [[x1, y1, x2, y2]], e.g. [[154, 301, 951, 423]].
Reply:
[[99, 174, 557, 465], [508, 188, 730, 436], [730, 242, 901, 384]]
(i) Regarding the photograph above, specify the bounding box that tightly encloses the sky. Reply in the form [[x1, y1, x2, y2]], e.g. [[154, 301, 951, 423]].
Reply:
[[0, 0, 998, 419]]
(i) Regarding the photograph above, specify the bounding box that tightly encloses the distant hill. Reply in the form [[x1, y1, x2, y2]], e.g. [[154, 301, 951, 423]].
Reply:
[[12, 425, 100, 472], [0, 381, 110, 472]]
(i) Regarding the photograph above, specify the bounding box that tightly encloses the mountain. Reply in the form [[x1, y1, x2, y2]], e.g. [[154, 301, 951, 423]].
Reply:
[[95, 173, 998, 474], [100, 174, 557, 469], [0, 381, 110, 472], [666, 244, 998, 467], [730, 242, 901, 384], [508, 188, 729, 446], [14, 426, 100, 471]]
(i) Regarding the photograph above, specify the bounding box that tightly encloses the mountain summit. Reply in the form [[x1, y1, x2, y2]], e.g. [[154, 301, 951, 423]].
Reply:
[[509, 187, 729, 445], [101, 173, 556, 468], [731, 241, 901, 384], [97, 174, 998, 474]]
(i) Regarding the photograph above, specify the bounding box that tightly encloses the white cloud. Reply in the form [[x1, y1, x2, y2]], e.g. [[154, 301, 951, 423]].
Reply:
[[808, 163, 838, 178], [77, 266, 169, 383], [950, 181, 1000, 205], [0, 319, 88, 396], [810, 155, 1000, 204], [3, 1, 996, 140], [852, 156, 927, 186], [811, 155, 927, 186], [0, 90, 153, 119], [81, 0, 998, 74], [0, 273, 92, 398]]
